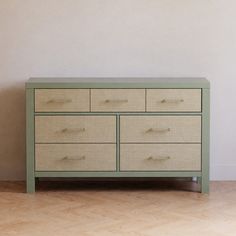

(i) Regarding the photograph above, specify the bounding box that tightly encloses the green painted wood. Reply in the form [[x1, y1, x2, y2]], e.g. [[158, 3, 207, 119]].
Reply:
[[26, 77, 210, 89], [35, 171, 202, 178], [35, 112, 202, 116], [201, 88, 210, 193], [26, 88, 35, 193], [116, 115, 120, 171]]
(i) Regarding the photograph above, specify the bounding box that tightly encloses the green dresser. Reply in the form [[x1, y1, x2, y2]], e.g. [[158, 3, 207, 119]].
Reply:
[[26, 78, 210, 193]]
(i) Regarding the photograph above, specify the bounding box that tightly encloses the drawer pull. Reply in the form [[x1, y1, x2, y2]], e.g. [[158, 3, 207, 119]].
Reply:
[[145, 128, 171, 133], [47, 98, 72, 104], [61, 128, 86, 133], [62, 155, 86, 161], [160, 99, 184, 104], [104, 99, 128, 103], [146, 156, 170, 161]]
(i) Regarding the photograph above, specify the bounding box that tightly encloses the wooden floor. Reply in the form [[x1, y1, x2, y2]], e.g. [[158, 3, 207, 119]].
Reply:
[[0, 180, 236, 236]]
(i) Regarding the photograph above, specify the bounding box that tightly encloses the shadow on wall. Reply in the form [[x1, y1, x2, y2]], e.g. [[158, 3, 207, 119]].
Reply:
[[0, 83, 26, 180]]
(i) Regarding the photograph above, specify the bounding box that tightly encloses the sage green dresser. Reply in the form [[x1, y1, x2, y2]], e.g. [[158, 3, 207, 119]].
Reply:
[[26, 78, 210, 193]]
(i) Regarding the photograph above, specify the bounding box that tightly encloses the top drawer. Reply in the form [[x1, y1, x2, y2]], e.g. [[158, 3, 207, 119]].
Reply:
[[35, 89, 90, 112], [147, 89, 201, 112], [91, 89, 145, 112]]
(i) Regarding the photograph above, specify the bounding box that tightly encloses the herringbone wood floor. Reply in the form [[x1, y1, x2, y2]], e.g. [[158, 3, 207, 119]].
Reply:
[[0, 180, 236, 236]]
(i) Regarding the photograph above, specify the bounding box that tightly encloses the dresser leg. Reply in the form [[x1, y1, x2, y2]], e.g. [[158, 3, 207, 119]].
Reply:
[[201, 177, 209, 194], [201, 88, 210, 194], [26, 177, 35, 193], [26, 88, 35, 193]]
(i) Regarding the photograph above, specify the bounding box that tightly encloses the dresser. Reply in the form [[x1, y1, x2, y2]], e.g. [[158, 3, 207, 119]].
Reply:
[[26, 78, 210, 193]]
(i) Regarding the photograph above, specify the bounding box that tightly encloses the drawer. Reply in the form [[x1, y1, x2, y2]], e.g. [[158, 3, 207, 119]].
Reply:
[[91, 89, 145, 112], [120, 116, 201, 143], [35, 116, 116, 143], [36, 144, 116, 171], [147, 89, 201, 112], [120, 144, 201, 171], [35, 89, 89, 112]]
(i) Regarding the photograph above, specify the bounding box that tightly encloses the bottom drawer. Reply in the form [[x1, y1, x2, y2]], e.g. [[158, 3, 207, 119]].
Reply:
[[35, 144, 116, 171], [120, 144, 201, 171]]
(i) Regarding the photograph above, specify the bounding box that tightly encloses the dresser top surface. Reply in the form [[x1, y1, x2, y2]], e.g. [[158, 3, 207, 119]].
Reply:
[[26, 77, 210, 88]]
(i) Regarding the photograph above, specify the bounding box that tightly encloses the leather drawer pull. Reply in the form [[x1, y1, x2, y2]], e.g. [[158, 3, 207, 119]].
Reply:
[[146, 156, 170, 161], [145, 128, 171, 133], [47, 98, 72, 104], [104, 99, 128, 103], [62, 155, 86, 161], [60, 128, 86, 133], [160, 99, 184, 104]]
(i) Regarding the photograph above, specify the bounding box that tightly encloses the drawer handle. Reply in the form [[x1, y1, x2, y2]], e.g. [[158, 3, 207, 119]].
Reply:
[[146, 156, 170, 161], [61, 128, 86, 133], [104, 99, 128, 103], [62, 155, 86, 161], [145, 128, 171, 133], [47, 98, 72, 104], [160, 99, 184, 104]]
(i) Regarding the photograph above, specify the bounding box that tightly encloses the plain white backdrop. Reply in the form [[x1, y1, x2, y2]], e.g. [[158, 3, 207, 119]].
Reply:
[[0, 0, 236, 180]]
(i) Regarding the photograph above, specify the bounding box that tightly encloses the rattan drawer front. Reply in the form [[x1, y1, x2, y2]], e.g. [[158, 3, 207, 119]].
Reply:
[[120, 144, 201, 171], [36, 144, 116, 171], [120, 116, 201, 143], [35, 89, 89, 112], [147, 89, 201, 112], [35, 116, 116, 143], [91, 89, 145, 112]]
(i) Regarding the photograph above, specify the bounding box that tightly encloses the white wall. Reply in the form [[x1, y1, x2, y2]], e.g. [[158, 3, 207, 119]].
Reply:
[[0, 0, 236, 180]]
